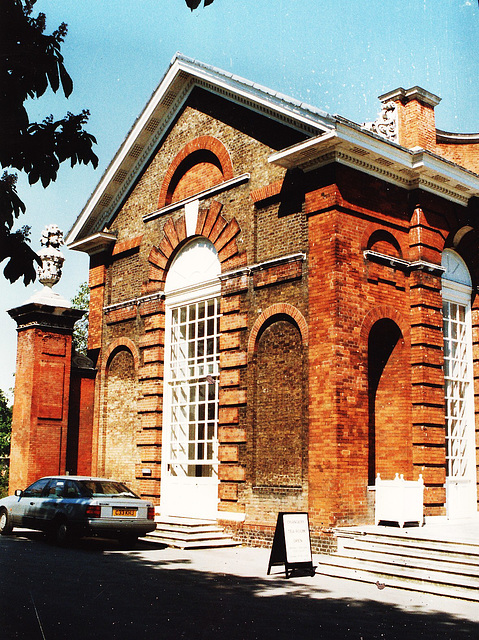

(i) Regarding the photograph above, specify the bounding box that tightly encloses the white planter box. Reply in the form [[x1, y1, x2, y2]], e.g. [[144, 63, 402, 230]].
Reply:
[[375, 473, 424, 527]]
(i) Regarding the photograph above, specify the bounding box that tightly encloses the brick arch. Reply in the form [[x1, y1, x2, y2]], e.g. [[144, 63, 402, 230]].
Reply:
[[248, 303, 308, 355], [102, 337, 140, 377], [359, 306, 410, 350], [366, 229, 402, 258], [144, 201, 244, 294], [361, 222, 407, 258], [158, 136, 234, 209]]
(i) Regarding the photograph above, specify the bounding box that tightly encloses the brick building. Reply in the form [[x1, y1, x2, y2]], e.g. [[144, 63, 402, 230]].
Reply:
[[62, 54, 479, 548]]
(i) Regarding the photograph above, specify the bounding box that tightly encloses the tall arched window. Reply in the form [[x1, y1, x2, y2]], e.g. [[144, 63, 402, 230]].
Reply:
[[442, 249, 477, 518], [161, 238, 221, 519]]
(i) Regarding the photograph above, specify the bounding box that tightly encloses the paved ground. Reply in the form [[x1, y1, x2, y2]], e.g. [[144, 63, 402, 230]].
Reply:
[[0, 529, 478, 639]]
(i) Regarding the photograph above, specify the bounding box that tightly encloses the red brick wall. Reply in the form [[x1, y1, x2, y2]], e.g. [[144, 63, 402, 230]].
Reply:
[[9, 326, 74, 492], [67, 368, 96, 476], [171, 159, 223, 203], [393, 94, 479, 174]]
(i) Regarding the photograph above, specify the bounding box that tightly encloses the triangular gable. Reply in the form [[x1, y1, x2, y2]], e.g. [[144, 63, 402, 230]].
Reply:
[[66, 53, 334, 248]]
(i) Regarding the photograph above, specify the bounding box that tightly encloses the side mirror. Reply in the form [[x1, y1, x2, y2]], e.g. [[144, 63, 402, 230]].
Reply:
[[15, 489, 23, 497]]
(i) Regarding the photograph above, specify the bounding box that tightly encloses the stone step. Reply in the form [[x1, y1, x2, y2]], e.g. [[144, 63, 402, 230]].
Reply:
[[338, 537, 479, 568], [152, 528, 232, 542], [334, 547, 479, 581], [146, 531, 239, 549], [154, 515, 219, 526], [315, 554, 479, 602], [335, 527, 479, 556], [156, 522, 225, 535], [149, 516, 239, 549]]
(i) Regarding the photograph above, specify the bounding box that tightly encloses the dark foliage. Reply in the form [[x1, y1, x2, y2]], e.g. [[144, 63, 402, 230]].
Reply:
[[185, 0, 214, 10], [0, 390, 12, 459], [0, 1, 98, 284], [71, 281, 89, 355]]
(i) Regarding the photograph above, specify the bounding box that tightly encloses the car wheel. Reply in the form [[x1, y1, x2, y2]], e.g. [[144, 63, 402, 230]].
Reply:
[[49, 519, 70, 546], [0, 508, 13, 535]]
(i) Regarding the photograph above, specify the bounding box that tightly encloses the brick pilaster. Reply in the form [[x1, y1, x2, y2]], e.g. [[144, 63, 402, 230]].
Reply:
[[137, 297, 165, 500], [217, 286, 248, 513], [408, 202, 447, 514]]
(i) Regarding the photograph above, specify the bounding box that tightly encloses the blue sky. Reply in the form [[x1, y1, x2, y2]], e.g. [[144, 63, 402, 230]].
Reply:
[[1, 0, 479, 396]]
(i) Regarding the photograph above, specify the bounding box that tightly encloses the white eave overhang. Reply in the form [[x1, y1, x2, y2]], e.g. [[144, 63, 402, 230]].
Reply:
[[66, 54, 334, 249], [67, 232, 117, 255], [269, 121, 479, 206]]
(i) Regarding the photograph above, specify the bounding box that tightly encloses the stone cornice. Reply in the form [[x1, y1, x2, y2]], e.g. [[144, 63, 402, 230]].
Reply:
[[378, 86, 441, 108], [68, 232, 117, 256], [8, 303, 84, 332], [219, 252, 306, 281], [143, 174, 250, 223], [364, 250, 446, 276], [436, 129, 479, 144], [269, 122, 479, 206], [104, 292, 164, 314]]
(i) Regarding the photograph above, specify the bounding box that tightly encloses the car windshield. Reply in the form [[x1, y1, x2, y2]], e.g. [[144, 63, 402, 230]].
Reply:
[[77, 480, 138, 499]]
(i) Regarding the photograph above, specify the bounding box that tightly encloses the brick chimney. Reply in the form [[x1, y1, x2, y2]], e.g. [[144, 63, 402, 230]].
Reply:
[[378, 86, 441, 152]]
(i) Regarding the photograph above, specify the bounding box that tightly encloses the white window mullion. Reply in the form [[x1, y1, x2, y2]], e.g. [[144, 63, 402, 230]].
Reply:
[[442, 250, 475, 483], [166, 295, 220, 479]]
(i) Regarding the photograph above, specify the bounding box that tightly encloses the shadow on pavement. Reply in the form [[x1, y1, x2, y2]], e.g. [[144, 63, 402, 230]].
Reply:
[[0, 531, 476, 639]]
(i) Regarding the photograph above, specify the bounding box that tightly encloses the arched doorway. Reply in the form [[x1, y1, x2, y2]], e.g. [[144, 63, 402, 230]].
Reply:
[[442, 249, 477, 519], [160, 238, 221, 519]]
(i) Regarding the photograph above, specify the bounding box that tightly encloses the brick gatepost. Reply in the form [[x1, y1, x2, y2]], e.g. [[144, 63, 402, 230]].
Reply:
[[7, 225, 84, 493], [8, 299, 83, 492]]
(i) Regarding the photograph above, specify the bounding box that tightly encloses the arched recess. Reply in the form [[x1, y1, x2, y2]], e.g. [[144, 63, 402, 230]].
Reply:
[[251, 312, 306, 488], [360, 308, 411, 485], [361, 222, 407, 258], [145, 200, 244, 295], [102, 340, 141, 493], [248, 303, 308, 355], [366, 229, 402, 258], [367, 318, 411, 484], [158, 136, 234, 208]]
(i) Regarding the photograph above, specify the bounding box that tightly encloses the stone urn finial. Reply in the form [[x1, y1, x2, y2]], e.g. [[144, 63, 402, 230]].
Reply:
[[37, 224, 65, 288]]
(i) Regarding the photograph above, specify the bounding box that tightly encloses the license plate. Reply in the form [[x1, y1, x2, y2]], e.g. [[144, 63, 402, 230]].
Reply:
[[112, 508, 137, 517]]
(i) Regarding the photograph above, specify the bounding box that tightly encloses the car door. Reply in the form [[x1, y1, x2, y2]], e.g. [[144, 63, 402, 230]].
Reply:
[[32, 478, 68, 528], [10, 478, 51, 528]]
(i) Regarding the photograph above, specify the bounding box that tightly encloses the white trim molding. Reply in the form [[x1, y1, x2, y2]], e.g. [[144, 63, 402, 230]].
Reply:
[[269, 121, 479, 206]]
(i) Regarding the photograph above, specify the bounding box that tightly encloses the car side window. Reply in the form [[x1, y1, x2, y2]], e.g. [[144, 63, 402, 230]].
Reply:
[[45, 479, 67, 498], [22, 478, 51, 498], [64, 480, 81, 498]]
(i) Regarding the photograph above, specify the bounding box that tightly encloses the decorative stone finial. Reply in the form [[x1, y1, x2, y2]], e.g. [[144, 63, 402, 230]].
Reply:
[[362, 101, 398, 142], [37, 224, 65, 288]]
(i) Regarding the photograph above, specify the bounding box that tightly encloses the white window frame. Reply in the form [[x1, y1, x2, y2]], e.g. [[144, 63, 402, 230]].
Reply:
[[162, 239, 221, 484], [442, 250, 475, 482]]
